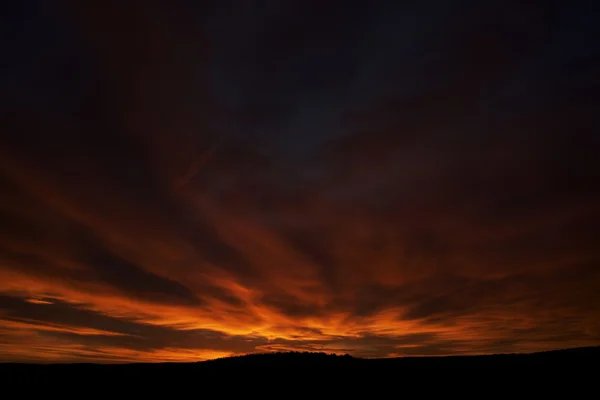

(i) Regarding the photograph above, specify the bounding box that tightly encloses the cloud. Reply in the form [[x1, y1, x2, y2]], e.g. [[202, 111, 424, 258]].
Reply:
[[1, 0, 599, 362]]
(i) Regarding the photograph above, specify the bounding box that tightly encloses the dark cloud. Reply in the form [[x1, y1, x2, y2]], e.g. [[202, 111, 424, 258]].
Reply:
[[74, 233, 202, 307], [260, 293, 327, 319]]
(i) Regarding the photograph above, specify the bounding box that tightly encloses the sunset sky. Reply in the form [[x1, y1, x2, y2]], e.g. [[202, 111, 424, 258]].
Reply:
[[1, 0, 599, 363]]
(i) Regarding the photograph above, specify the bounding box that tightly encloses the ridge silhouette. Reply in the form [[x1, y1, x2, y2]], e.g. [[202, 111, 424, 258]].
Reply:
[[2, 346, 597, 393], [3, 345, 598, 368]]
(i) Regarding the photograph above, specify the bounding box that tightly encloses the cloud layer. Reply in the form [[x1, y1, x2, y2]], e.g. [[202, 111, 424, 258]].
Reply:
[[1, 0, 599, 362]]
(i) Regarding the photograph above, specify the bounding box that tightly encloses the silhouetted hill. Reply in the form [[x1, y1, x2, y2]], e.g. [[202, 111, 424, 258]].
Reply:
[[193, 346, 600, 376], [202, 350, 356, 366], [2, 346, 598, 392]]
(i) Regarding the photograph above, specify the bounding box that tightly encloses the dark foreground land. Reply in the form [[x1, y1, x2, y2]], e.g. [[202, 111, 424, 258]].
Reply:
[[2, 346, 598, 392]]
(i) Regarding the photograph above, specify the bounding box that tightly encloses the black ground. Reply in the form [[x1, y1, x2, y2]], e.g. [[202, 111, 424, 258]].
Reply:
[[2, 346, 598, 393]]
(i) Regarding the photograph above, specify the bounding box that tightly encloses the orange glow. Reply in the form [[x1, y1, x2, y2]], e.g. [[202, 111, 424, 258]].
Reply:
[[0, 164, 598, 362], [25, 298, 54, 305]]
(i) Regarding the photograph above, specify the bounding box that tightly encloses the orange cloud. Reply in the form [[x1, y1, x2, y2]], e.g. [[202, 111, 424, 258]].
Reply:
[[25, 298, 54, 305]]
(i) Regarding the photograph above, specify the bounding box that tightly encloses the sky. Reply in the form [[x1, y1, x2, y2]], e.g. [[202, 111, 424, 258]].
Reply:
[[1, 0, 599, 363]]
